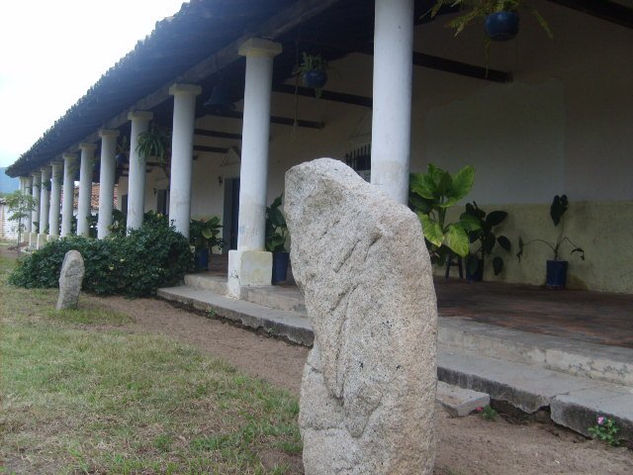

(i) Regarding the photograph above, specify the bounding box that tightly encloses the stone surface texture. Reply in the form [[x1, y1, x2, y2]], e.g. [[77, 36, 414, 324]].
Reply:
[[56, 250, 85, 310], [285, 158, 438, 474]]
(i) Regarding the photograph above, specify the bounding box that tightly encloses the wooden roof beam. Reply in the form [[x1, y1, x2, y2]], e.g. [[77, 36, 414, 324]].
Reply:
[[548, 0, 633, 30], [273, 84, 373, 107], [202, 110, 324, 130], [194, 128, 242, 140]]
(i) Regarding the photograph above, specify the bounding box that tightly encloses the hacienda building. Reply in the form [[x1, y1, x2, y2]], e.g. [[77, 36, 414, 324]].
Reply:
[[6, 0, 633, 295]]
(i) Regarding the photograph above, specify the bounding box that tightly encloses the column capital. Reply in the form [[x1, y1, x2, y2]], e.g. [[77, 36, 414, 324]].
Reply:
[[169, 83, 202, 96], [99, 128, 120, 138], [79, 142, 97, 152], [51, 161, 63, 171], [238, 38, 282, 58], [40, 166, 51, 178], [63, 152, 77, 162], [31, 171, 41, 179], [127, 110, 153, 122]]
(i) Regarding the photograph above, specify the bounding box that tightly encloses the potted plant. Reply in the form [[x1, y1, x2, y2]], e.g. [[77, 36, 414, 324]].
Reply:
[[428, 0, 552, 41], [265, 194, 290, 284], [409, 164, 479, 267], [461, 201, 511, 281], [190, 216, 222, 272], [296, 52, 328, 97], [516, 194, 584, 289]]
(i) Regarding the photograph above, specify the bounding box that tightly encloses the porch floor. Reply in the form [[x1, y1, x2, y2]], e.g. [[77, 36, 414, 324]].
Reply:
[[436, 280, 633, 349], [206, 255, 633, 349]]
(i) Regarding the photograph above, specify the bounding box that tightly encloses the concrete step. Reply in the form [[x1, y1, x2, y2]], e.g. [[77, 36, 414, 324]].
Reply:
[[439, 317, 633, 387], [184, 273, 228, 294], [439, 348, 633, 441], [157, 285, 312, 346], [157, 283, 633, 441]]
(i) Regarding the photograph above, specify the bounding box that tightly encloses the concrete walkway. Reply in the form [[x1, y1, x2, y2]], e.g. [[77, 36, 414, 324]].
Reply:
[[159, 275, 633, 441]]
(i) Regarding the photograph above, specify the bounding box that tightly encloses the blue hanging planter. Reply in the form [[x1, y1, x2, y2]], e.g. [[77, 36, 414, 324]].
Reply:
[[302, 70, 328, 90], [484, 11, 519, 41]]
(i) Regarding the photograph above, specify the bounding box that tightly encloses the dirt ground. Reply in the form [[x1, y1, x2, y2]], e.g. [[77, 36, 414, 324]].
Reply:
[[92, 293, 632, 475]]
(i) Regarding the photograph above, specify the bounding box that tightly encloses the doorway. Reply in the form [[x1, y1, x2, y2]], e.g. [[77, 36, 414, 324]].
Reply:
[[222, 178, 239, 252]]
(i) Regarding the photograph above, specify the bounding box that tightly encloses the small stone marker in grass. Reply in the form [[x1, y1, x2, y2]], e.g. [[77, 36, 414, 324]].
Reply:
[[56, 250, 85, 310], [286, 158, 438, 474]]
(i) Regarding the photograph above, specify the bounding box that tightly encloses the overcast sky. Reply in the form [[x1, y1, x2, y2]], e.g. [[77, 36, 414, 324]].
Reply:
[[0, 0, 186, 168]]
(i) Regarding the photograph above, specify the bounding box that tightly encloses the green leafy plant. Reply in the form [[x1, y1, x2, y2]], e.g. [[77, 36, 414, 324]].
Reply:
[[461, 201, 511, 277], [475, 405, 498, 421], [409, 164, 478, 265], [265, 195, 289, 253], [190, 216, 223, 251], [428, 0, 552, 38], [588, 416, 621, 447], [516, 195, 585, 262], [5, 190, 36, 251]]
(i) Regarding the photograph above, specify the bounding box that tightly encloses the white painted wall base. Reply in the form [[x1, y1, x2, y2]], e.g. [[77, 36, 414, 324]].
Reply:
[[227, 249, 272, 298]]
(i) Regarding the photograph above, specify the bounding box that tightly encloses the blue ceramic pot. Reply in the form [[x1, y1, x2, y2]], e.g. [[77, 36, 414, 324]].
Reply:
[[194, 247, 209, 272], [484, 11, 519, 41], [546, 260, 567, 289], [302, 70, 327, 89], [272, 252, 290, 284]]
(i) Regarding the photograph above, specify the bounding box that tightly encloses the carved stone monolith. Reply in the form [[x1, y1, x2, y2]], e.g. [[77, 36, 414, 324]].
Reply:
[[285, 158, 437, 474], [56, 250, 85, 310]]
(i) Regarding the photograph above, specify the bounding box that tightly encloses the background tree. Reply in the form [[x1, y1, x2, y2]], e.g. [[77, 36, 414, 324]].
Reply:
[[5, 190, 36, 252]]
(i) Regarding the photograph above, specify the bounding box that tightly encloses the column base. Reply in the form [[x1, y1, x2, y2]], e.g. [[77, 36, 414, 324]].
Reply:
[[37, 234, 48, 249], [48, 234, 59, 243], [28, 232, 37, 249], [227, 249, 272, 298]]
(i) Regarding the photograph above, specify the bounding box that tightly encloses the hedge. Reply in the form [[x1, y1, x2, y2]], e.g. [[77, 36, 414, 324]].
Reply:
[[9, 220, 192, 297]]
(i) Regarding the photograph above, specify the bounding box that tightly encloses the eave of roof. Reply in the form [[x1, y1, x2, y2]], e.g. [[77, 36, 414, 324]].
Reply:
[[6, 0, 295, 177]]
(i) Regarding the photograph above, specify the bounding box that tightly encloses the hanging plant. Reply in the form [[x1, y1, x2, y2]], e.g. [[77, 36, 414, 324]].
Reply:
[[136, 126, 169, 161], [428, 0, 552, 41], [136, 125, 171, 180], [296, 52, 328, 97]]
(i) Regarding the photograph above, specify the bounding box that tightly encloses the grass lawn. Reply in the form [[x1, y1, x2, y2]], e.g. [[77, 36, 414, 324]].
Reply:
[[0, 254, 302, 474]]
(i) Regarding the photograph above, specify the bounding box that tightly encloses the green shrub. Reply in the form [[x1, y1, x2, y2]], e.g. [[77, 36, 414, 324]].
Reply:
[[9, 221, 192, 297]]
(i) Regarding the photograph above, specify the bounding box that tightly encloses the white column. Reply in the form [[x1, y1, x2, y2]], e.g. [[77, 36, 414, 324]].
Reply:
[[37, 166, 51, 248], [61, 153, 76, 237], [24, 176, 33, 233], [49, 162, 63, 238], [227, 38, 281, 297], [127, 111, 153, 231], [29, 172, 40, 248], [97, 129, 119, 238], [168, 83, 201, 238], [77, 143, 96, 236], [371, 0, 414, 205]]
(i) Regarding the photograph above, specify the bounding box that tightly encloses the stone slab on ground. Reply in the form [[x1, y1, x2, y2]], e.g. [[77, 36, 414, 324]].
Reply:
[[438, 349, 600, 413], [551, 385, 633, 440], [436, 381, 490, 417], [157, 286, 313, 346]]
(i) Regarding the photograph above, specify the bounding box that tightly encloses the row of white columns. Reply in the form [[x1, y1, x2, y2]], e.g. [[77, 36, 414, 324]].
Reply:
[[19, 0, 414, 295], [22, 86, 202, 247]]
